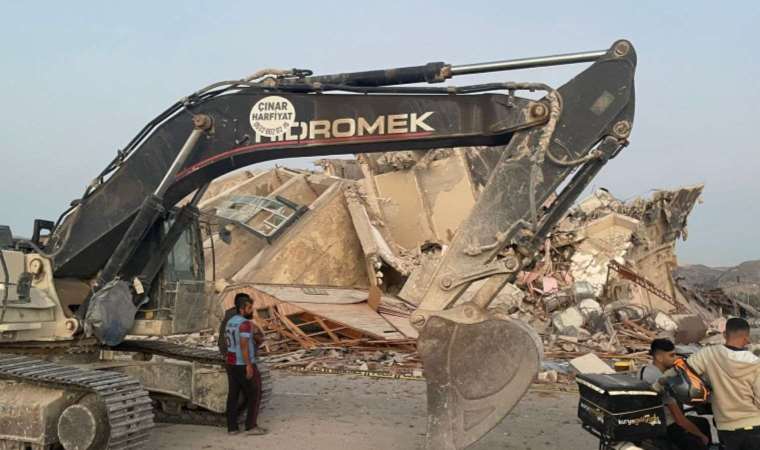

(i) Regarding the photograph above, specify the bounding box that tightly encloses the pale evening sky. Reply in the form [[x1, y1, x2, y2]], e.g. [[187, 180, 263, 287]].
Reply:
[[0, 1, 758, 266]]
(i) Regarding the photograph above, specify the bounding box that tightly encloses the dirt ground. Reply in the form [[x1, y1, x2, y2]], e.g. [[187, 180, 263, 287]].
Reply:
[[150, 371, 596, 450]]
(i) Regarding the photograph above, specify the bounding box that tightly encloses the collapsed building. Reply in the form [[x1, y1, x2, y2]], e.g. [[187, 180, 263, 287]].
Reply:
[[184, 148, 747, 377], [197, 149, 496, 333]]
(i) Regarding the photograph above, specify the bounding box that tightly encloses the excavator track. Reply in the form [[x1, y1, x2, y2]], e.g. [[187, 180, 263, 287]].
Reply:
[[0, 352, 154, 449]]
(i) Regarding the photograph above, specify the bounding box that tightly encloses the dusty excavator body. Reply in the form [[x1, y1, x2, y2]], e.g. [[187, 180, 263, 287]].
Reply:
[[1, 39, 635, 449]]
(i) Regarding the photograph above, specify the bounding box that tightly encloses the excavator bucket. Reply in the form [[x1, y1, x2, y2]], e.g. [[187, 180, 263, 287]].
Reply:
[[418, 314, 542, 449]]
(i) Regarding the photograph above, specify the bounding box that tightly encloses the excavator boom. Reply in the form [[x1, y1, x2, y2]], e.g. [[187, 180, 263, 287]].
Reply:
[[32, 40, 635, 449]]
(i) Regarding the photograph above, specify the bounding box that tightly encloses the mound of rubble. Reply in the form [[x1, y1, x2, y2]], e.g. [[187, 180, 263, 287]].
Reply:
[[176, 148, 753, 383]]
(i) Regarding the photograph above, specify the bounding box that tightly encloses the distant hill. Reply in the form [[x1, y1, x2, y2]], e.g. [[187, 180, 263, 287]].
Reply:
[[717, 260, 760, 287], [675, 260, 760, 306], [674, 264, 726, 289]]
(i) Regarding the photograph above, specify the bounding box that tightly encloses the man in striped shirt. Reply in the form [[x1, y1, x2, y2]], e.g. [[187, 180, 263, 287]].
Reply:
[[222, 293, 266, 435]]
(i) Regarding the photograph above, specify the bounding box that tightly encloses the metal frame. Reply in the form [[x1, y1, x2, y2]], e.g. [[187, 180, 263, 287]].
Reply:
[[213, 195, 308, 244]]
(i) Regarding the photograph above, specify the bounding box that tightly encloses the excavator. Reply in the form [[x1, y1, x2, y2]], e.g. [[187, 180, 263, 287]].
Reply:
[[0, 39, 636, 449]]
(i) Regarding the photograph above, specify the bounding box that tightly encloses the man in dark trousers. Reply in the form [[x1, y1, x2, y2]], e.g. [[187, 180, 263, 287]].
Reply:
[[220, 293, 266, 435], [688, 317, 760, 450], [640, 338, 711, 449]]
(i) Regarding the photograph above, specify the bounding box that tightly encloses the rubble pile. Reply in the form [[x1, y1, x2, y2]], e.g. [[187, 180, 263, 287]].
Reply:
[[265, 348, 423, 378], [186, 149, 752, 384], [492, 185, 724, 381]]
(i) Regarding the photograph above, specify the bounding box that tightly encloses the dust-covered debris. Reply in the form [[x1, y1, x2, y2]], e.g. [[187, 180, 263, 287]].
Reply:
[[189, 157, 749, 387]]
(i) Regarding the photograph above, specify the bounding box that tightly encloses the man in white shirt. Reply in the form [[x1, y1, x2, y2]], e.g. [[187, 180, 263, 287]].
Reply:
[[688, 318, 760, 450]]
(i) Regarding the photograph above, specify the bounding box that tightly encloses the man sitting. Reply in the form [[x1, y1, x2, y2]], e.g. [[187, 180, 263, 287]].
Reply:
[[640, 338, 711, 449]]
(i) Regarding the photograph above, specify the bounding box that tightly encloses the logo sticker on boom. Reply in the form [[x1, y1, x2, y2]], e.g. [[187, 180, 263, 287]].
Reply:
[[250, 96, 296, 137]]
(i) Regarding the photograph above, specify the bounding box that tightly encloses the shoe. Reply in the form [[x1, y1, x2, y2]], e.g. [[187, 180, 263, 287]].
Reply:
[[246, 427, 268, 436], [228, 430, 240, 435]]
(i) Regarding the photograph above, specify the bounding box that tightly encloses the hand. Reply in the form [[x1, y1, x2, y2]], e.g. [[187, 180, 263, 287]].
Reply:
[[700, 434, 710, 446], [246, 364, 254, 380]]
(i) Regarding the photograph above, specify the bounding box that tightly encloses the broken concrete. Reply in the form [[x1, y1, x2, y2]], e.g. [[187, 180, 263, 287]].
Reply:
[[569, 353, 615, 374], [358, 149, 480, 251], [314, 158, 364, 180], [231, 181, 369, 288], [552, 307, 585, 336], [192, 154, 735, 386]]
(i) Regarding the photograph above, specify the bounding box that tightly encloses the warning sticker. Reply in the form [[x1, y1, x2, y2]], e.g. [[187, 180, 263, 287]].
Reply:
[[249, 96, 296, 137]]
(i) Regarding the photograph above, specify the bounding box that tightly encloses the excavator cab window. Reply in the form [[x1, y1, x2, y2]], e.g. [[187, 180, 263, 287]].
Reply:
[[160, 216, 205, 284], [164, 227, 199, 283], [139, 218, 206, 326]]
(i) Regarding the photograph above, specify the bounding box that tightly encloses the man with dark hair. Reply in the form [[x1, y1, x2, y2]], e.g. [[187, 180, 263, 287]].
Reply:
[[221, 293, 266, 436], [640, 338, 711, 449], [219, 293, 265, 356], [688, 317, 760, 450]]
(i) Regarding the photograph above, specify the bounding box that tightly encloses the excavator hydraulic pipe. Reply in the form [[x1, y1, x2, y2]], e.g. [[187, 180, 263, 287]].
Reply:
[[304, 49, 606, 87], [155, 115, 211, 198], [94, 194, 163, 289], [449, 49, 606, 75], [304, 62, 448, 87]]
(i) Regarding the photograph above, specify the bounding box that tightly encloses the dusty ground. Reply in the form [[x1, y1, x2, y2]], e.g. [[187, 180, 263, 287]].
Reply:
[[150, 371, 596, 450]]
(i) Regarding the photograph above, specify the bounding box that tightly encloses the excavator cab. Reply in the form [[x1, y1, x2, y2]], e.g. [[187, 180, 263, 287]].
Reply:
[[132, 216, 211, 335]]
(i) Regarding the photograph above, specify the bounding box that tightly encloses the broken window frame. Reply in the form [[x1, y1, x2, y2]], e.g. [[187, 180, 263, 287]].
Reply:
[[213, 195, 308, 244]]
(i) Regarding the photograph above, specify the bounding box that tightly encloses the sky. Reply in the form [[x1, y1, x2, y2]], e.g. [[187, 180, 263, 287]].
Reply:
[[0, 1, 758, 266]]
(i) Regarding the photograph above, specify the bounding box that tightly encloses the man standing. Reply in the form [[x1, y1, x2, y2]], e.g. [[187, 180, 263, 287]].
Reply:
[[640, 338, 711, 449], [688, 317, 760, 450], [223, 293, 267, 436]]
